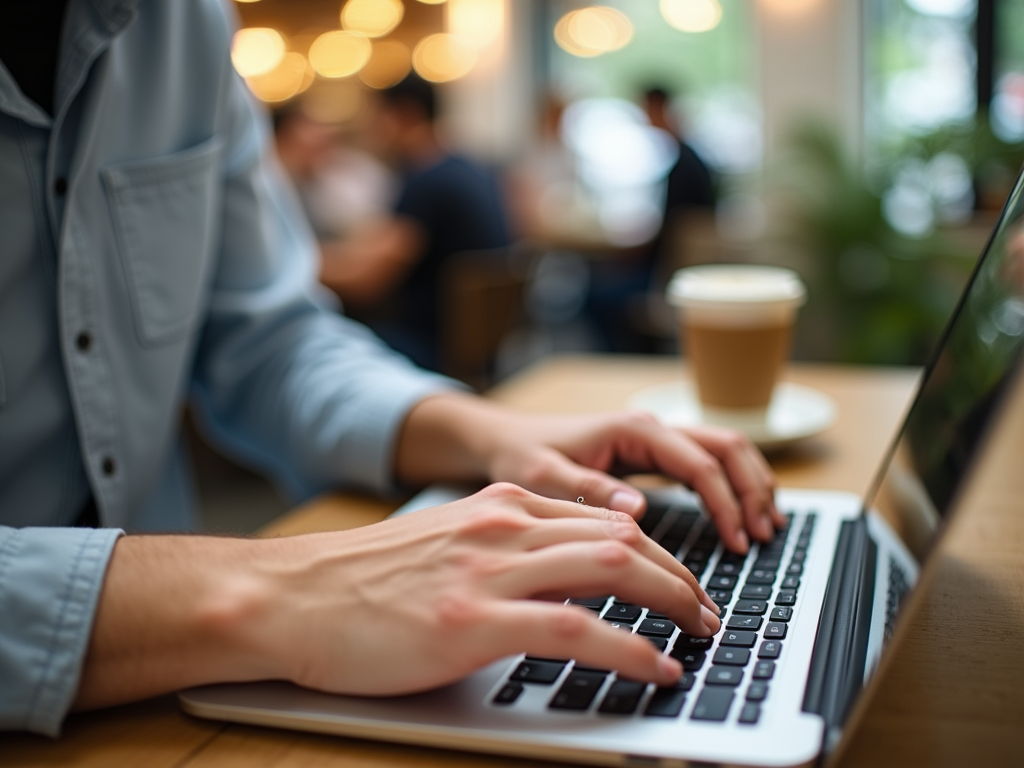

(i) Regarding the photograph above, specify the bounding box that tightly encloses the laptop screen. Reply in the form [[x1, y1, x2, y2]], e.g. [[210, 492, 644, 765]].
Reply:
[[862, 171, 1024, 568]]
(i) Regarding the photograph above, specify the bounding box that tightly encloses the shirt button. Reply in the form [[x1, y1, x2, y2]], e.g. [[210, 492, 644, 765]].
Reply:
[[76, 331, 93, 352], [54, 177, 68, 196], [101, 456, 116, 477]]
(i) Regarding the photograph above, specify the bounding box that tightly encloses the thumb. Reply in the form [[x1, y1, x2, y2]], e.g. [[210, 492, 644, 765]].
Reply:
[[541, 453, 646, 518]]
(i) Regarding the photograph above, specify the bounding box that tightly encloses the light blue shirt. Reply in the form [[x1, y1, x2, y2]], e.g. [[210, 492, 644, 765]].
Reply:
[[0, 0, 455, 735]]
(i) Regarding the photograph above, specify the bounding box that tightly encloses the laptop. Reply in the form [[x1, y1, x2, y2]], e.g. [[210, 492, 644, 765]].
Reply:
[[180, 168, 1024, 767]]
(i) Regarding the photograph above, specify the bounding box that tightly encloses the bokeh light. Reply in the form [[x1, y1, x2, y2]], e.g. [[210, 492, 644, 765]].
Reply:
[[359, 40, 413, 89], [245, 52, 314, 103], [341, 0, 404, 39], [231, 27, 286, 78], [446, 0, 504, 49], [417, 0, 447, 4], [412, 33, 477, 82], [309, 30, 373, 78], [554, 7, 632, 58], [660, 0, 723, 33]]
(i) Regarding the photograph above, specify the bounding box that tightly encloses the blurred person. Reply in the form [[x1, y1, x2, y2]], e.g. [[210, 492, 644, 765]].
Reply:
[[319, 74, 512, 371], [0, 0, 779, 736], [585, 86, 716, 353], [273, 102, 394, 241]]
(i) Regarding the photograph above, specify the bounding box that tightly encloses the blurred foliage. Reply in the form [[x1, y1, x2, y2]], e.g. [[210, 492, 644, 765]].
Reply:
[[776, 120, 976, 365]]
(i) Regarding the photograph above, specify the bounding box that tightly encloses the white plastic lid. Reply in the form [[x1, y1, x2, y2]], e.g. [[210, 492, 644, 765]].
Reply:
[[666, 264, 806, 327]]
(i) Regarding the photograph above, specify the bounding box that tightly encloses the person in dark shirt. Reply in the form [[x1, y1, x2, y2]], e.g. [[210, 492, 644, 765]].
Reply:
[[320, 74, 511, 370]]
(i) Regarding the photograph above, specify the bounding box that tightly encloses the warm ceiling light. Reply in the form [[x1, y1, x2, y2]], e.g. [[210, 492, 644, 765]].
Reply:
[[245, 52, 314, 102], [758, 0, 819, 15], [359, 40, 412, 89], [417, 0, 447, 4], [234, 0, 261, 4], [309, 30, 373, 78], [554, 7, 632, 58], [660, 0, 723, 33], [446, 0, 504, 49], [341, 0, 404, 38], [231, 27, 286, 78], [412, 33, 477, 82]]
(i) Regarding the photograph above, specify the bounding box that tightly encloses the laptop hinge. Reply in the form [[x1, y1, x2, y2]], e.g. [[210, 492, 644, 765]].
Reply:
[[802, 517, 877, 752]]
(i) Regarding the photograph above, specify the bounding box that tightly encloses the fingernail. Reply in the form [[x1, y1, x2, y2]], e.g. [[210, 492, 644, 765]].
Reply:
[[658, 655, 682, 682], [609, 490, 644, 515], [699, 590, 720, 615], [736, 530, 750, 553], [701, 605, 722, 634]]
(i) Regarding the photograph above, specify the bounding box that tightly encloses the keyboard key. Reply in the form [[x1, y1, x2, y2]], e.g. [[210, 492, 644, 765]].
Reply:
[[493, 682, 524, 705], [644, 687, 687, 717], [704, 666, 744, 686], [781, 575, 801, 590], [752, 660, 776, 680], [568, 597, 608, 610], [753, 556, 780, 570], [764, 622, 788, 639], [719, 551, 746, 566], [706, 589, 733, 604], [511, 660, 565, 684], [733, 600, 768, 615], [726, 615, 763, 631], [687, 548, 711, 563], [720, 630, 757, 648], [691, 687, 734, 721], [770, 606, 793, 622], [638, 618, 676, 637], [638, 504, 669, 536], [713, 561, 742, 577], [746, 681, 769, 701], [549, 670, 607, 710], [677, 672, 697, 691], [606, 622, 635, 631], [758, 640, 782, 659], [672, 634, 714, 653], [644, 636, 669, 651], [744, 569, 776, 585], [713, 647, 750, 666], [740, 584, 773, 600], [738, 702, 761, 724], [683, 560, 707, 577], [775, 590, 797, 606], [669, 650, 707, 671], [790, 549, 807, 564], [603, 604, 642, 623], [598, 679, 647, 715], [786, 563, 803, 576], [707, 574, 737, 590]]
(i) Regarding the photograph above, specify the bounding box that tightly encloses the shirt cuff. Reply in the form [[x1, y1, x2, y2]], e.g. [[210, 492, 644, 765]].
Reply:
[[0, 526, 122, 736]]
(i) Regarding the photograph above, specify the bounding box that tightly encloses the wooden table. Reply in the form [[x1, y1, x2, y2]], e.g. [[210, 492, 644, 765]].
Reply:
[[6, 355, 1023, 767]]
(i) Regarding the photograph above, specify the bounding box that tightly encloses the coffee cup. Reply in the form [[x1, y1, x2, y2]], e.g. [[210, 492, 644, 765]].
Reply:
[[666, 265, 806, 415]]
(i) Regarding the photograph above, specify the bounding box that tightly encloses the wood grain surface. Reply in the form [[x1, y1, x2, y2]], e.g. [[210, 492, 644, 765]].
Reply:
[[8, 355, 1019, 768]]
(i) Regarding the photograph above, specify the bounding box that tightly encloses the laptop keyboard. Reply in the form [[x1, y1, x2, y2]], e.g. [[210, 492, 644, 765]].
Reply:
[[491, 497, 818, 725]]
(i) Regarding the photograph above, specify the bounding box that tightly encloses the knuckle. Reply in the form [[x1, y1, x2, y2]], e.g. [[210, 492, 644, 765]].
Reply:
[[458, 508, 528, 537], [609, 519, 642, 546], [435, 593, 483, 629], [594, 540, 633, 568], [519, 459, 556, 490], [552, 607, 591, 641], [620, 410, 659, 429], [691, 455, 723, 479], [482, 481, 529, 501]]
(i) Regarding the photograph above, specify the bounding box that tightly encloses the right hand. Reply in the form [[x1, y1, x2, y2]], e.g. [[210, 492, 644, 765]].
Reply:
[[240, 483, 722, 697]]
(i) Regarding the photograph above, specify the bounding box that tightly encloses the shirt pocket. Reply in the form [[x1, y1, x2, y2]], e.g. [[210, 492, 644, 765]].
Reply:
[[103, 137, 224, 346]]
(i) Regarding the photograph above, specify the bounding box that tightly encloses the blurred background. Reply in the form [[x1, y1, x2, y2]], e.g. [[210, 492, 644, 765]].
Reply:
[[194, 0, 1024, 531]]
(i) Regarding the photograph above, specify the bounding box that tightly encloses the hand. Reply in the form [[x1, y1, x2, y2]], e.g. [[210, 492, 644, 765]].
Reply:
[[398, 396, 780, 554], [240, 484, 721, 696], [76, 484, 720, 709]]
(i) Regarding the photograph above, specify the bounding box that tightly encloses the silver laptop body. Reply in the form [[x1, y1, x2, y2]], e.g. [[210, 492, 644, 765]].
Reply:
[[181, 169, 1024, 767]]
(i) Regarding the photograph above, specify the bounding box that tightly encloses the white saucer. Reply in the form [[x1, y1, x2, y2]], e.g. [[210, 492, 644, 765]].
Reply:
[[627, 380, 837, 450]]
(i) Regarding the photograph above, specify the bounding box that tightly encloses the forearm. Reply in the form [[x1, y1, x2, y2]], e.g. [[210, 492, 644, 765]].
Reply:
[[73, 535, 274, 711], [394, 392, 519, 488]]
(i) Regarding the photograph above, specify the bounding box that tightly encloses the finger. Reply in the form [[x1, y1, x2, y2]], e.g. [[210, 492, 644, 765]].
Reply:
[[481, 601, 682, 686], [490, 539, 721, 637], [680, 426, 781, 540], [473, 482, 635, 523], [510, 450, 647, 518], [514, 516, 720, 615], [611, 423, 749, 553]]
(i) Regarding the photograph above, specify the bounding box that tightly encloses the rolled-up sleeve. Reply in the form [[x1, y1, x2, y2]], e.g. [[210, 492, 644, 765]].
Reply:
[[0, 526, 121, 735]]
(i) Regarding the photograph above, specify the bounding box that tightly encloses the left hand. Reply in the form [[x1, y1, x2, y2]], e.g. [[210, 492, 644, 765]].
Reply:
[[397, 396, 780, 553]]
